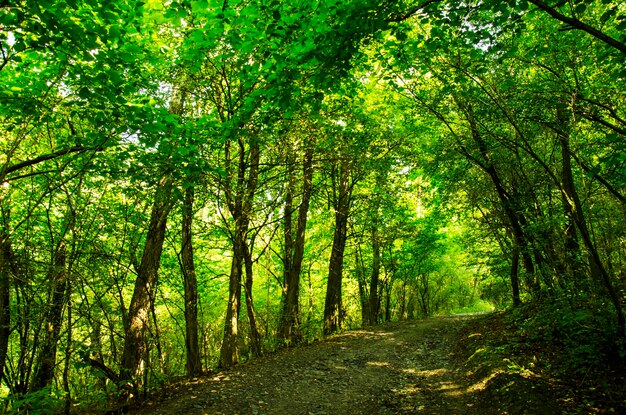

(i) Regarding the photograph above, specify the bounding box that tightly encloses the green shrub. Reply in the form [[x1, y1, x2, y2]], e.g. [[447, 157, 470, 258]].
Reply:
[[10, 387, 65, 415], [514, 298, 625, 373]]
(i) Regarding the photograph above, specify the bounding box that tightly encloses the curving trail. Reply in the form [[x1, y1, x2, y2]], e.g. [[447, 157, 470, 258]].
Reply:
[[131, 315, 484, 415]]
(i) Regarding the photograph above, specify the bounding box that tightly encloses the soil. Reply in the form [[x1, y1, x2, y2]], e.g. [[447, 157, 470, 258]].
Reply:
[[121, 313, 623, 415]]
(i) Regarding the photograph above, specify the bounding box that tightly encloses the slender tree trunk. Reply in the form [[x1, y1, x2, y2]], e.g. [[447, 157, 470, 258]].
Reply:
[[149, 289, 165, 373], [324, 214, 349, 335], [463, 104, 540, 296], [355, 248, 370, 326], [281, 168, 295, 336], [324, 160, 351, 335], [221, 239, 243, 368], [63, 276, 72, 415], [0, 232, 11, 385], [384, 280, 392, 322], [368, 226, 381, 325], [510, 245, 521, 306], [280, 144, 314, 343], [181, 186, 202, 377], [31, 241, 68, 390], [89, 320, 106, 391], [121, 178, 173, 382], [399, 277, 407, 319], [243, 243, 261, 358], [557, 105, 585, 289], [558, 104, 625, 333], [15, 275, 32, 394], [221, 139, 260, 367]]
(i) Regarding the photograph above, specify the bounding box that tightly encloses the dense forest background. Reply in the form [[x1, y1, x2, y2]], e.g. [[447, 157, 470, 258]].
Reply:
[[1, 0, 625, 413]]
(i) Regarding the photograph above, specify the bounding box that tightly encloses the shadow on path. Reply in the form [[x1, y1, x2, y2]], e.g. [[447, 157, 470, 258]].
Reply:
[[131, 315, 488, 415]]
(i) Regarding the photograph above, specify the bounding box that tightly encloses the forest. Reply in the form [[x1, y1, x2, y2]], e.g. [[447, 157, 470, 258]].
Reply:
[[1, 0, 625, 413]]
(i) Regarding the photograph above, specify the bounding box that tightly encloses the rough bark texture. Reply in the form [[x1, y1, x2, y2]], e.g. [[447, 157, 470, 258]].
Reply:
[[368, 226, 381, 326], [324, 160, 351, 336], [281, 173, 296, 338], [0, 232, 11, 384], [355, 248, 370, 326], [220, 139, 260, 368], [221, 250, 242, 368], [181, 186, 202, 377], [280, 144, 314, 343], [121, 179, 173, 382], [243, 243, 262, 358]]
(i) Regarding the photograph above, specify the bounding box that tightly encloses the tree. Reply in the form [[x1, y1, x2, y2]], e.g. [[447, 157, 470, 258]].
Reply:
[[279, 128, 315, 344], [180, 186, 202, 377], [120, 178, 174, 383]]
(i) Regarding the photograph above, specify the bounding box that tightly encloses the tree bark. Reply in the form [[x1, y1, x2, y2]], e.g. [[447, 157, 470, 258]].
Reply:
[[243, 243, 261, 358], [280, 143, 314, 343], [31, 241, 68, 390], [557, 104, 625, 333], [120, 178, 173, 382], [220, 236, 243, 368], [558, 108, 584, 287], [461, 104, 540, 295], [368, 225, 381, 325], [181, 186, 202, 377], [355, 248, 370, 326], [0, 232, 11, 385], [510, 245, 521, 306], [220, 138, 260, 367], [324, 159, 351, 335]]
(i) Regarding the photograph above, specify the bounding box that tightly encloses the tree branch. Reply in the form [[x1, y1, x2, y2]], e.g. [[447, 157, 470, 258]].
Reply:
[[3, 144, 103, 178], [528, 0, 626, 55], [386, 0, 441, 23]]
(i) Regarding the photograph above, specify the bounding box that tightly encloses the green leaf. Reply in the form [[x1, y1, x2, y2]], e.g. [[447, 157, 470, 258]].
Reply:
[[78, 87, 90, 99], [574, 3, 586, 15], [192, 0, 209, 13]]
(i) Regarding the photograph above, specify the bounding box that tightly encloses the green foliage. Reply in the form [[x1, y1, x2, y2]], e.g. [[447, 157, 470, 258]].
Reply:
[[1, 0, 625, 410], [512, 299, 626, 373], [10, 387, 65, 415], [450, 299, 495, 315]]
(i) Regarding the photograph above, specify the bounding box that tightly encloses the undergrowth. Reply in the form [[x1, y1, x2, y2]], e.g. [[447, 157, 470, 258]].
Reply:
[[458, 298, 626, 415], [509, 297, 626, 374]]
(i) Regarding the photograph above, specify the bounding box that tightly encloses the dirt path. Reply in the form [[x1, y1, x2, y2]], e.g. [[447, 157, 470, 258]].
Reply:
[[132, 315, 480, 415]]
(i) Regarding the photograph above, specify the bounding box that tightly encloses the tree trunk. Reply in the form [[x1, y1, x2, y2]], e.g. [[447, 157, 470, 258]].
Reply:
[[281, 168, 295, 336], [63, 276, 72, 415], [462, 104, 540, 296], [220, 240, 243, 368], [557, 104, 625, 333], [243, 242, 262, 358], [399, 277, 407, 319], [368, 225, 381, 325], [324, 160, 351, 335], [31, 241, 68, 390], [384, 280, 392, 322], [121, 178, 173, 382], [0, 232, 11, 385], [220, 138, 260, 367], [181, 186, 202, 377], [510, 245, 521, 307], [355, 248, 370, 326], [280, 143, 314, 343]]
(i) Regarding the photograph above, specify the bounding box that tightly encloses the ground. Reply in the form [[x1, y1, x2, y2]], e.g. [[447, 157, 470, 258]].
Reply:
[[119, 313, 624, 415]]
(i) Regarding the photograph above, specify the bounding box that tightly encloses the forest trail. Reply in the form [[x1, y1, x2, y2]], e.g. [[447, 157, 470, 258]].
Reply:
[[131, 314, 495, 415]]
